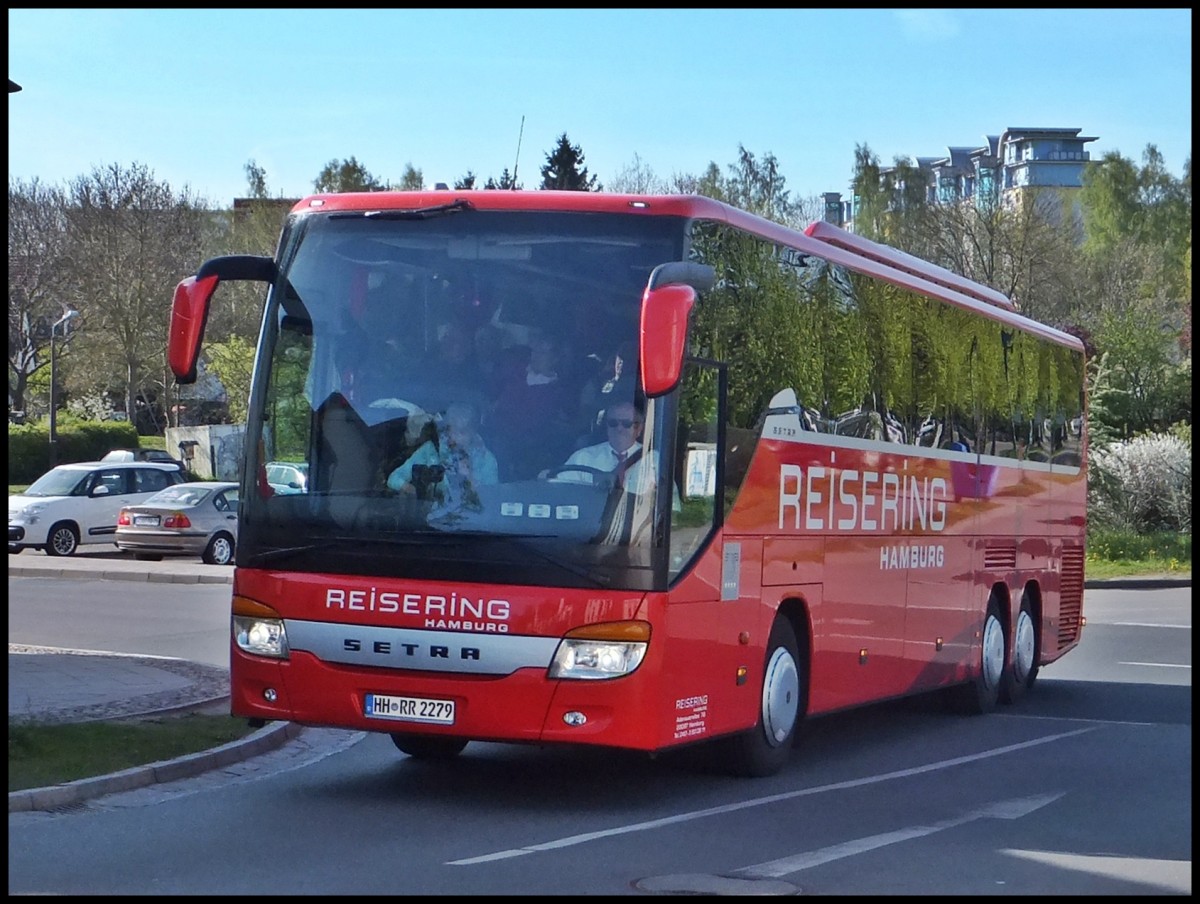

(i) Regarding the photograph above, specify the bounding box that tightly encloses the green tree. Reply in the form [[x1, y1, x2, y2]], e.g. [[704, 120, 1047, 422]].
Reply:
[[313, 157, 386, 193], [539, 133, 599, 191], [244, 159, 269, 199], [484, 168, 521, 190], [204, 336, 255, 425], [1079, 147, 1191, 436], [8, 177, 72, 417], [849, 144, 889, 241], [1081, 145, 1192, 300], [199, 160, 292, 348], [392, 163, 424, 191], [606, 153, 667, 194], [60, 162, 213, 433], [454, 171, 477, 190]]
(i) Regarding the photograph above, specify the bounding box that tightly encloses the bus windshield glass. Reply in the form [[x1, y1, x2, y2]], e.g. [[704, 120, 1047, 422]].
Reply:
[[242, 208, 685, 589]]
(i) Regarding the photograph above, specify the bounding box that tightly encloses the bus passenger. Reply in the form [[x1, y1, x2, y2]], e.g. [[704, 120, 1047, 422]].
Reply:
[[414, 320, 487, 413], [488, 332, 574, 478], [386, 401, 499, 509]]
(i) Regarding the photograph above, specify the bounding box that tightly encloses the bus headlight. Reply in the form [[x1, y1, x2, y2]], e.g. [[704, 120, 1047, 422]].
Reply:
[[233, 616, 289, 658], [548, 621, 649, 680], [232, 595, 289, 659]]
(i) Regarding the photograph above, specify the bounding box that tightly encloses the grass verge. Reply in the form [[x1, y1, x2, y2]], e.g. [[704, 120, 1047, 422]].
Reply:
[[8, 713, 260, 793], [1086, 528, 1191, 579]]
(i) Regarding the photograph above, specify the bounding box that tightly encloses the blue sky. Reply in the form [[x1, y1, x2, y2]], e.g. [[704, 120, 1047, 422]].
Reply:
[[8, 9, 1192, 208]]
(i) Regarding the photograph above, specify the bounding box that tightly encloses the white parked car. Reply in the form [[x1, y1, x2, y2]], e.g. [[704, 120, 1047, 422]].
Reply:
[[8, 461, 187, 556], [265, 461, 309, 495]]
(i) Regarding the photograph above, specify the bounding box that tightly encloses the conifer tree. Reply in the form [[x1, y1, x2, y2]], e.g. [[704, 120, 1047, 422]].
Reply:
[[539, 133, 599, 191]]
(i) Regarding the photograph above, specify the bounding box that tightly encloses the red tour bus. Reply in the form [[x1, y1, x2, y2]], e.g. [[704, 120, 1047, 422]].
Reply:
[[169, 191, 1086, 777]]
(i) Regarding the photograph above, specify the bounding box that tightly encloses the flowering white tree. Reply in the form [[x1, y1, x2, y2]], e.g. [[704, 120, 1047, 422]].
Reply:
[[1090, 433, 1191, 532]]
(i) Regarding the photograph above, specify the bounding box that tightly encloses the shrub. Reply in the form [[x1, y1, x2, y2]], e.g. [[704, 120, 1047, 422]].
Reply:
[[1089, 432, 1191, 533], [7, 418, 140, 484]]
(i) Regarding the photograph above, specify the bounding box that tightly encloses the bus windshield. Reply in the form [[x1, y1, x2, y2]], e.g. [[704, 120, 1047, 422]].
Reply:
[[241, 208, 686, 590]]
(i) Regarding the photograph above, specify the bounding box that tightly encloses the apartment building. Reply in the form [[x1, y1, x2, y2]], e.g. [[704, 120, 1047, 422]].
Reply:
[[823, 126, 1098, 230]]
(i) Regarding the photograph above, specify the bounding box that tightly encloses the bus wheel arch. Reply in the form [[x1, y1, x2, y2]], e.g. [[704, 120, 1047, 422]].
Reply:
[[719, 600, 809, 777], [1000, 582, 1042, 704], [776, 597, 812, 743]]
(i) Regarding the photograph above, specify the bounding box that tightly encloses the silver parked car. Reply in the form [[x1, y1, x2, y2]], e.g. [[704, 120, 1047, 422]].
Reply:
[[115, 481, 239, 565]]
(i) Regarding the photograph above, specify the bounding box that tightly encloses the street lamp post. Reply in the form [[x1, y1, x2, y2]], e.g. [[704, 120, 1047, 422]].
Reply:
[[48, 310, 81, 468]]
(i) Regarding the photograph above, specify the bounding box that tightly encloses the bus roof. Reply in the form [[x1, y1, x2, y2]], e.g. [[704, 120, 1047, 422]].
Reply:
[[289, 190, 1084, 353]]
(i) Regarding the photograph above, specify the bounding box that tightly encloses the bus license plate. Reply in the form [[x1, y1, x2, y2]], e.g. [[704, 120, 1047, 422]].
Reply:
[[364, 693, 455, 725]]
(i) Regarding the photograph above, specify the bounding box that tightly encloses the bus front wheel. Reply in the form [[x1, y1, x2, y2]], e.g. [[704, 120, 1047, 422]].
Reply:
[[719, 616, 803, 778], [390, 733, 469, 760]]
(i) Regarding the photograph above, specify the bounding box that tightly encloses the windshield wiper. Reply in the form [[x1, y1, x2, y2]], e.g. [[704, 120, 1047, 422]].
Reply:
[[243, 531, 612, 587], [329, 199, 475, 221], [243, 532, 500, 568]]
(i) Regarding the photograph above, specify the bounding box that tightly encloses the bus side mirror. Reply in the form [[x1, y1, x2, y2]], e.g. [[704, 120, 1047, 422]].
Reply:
[[169, 255, 277, 384], [639, 262, 715, 398], [169, 275, 219, 383], [641, 284, 695, 397]]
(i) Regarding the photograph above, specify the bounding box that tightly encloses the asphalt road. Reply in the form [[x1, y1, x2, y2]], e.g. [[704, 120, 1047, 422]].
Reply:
[[7, 568, 1191, 895]]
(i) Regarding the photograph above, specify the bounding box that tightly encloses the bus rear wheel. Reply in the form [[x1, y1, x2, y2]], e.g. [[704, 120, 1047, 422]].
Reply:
[[719, 616, 803, 778], [1000, 591, 1040, 704], [390, 733, 469, 760], [948, 598, 1004, 715]]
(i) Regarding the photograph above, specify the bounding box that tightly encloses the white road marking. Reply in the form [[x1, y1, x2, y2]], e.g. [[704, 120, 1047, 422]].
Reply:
[[1118, 661, 1190, 669], [447, 727, 1095, 865], [1111, 622, 1190, 630], [735, 793, 1064, 877]]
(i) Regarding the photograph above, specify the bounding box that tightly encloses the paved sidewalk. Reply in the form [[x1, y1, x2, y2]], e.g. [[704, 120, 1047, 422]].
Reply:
[[7, 548, 1190, 813], [7, 642, 303, 813], [8, 550, 291, 813], [8, 548, 232, 584]]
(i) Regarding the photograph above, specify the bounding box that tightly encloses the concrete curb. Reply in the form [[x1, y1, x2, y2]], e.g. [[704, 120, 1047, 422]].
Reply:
[[1082, 576, 1191, 589], [8, 720, 304, 813], [7, 561, 233, 585]]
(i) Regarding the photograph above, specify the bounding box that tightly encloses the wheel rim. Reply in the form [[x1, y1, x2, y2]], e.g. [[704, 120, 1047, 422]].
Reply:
[[1013, 607, 1036, 683], [761, 646, 800, 747], [211, 537, 233, 564], [51, 529, 76, 555], [981, 612, 1005, 691]]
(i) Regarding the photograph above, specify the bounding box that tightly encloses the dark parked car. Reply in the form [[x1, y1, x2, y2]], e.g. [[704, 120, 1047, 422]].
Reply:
[[101, 448, 185, 470]]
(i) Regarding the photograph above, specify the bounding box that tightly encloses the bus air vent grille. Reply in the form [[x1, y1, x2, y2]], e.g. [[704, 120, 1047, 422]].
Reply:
[[1057, 546, 1085, 649]]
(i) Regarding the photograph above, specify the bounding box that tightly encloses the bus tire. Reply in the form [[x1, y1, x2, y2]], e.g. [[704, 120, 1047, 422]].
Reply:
[[1000, 591, 1040, 704], [390, 734, 469, 760], [948, 597, 1004, 715], [720, 616, 802, 778]]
